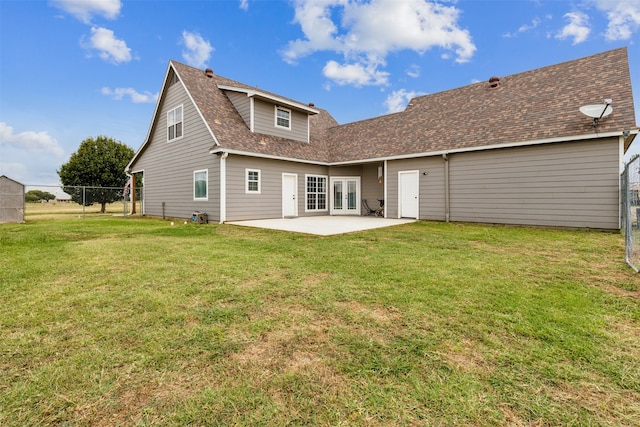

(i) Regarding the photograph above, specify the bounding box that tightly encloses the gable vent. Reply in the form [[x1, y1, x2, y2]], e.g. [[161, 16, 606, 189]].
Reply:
[[489, 76, 500, 88], [204, 68, 214, 78]]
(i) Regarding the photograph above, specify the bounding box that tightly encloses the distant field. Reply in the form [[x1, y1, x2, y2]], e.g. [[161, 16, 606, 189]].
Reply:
[[25, 201, 142, 220], [1, 216, 639, 426]]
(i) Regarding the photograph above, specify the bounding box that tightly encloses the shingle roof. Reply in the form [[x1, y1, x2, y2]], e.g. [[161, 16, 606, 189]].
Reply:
[[171, 47, 637, 165], [325, 47, 637, 162], [171, 61, 336, 163]]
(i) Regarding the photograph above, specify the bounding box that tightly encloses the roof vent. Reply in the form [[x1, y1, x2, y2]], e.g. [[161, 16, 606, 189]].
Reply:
[[204, 68, 214, 78], [309, 102, 315, 107], [489, 76, 500, 88]]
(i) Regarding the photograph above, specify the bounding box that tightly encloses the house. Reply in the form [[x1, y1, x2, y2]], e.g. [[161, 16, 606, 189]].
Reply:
[[126, 48, 638, 230], [0, 175, 25, 223]]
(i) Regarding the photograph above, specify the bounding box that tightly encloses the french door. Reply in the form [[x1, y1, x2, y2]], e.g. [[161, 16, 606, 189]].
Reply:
[[330, 177, 360, 215]]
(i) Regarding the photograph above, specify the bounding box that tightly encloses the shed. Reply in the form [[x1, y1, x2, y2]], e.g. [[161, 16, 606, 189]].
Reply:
[[0, 175, 26, 223]]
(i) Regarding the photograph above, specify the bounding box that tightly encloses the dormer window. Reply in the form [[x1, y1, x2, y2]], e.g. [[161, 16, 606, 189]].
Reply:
[[275, 106, 291, 130]]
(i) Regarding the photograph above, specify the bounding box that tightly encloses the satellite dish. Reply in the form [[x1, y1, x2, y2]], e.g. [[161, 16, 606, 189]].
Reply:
[[579, 104, 613, 118], [579, 100, 613, 127]]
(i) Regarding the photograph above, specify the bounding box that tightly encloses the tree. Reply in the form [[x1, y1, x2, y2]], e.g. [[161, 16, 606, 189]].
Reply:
[[25, 190, 56, 203], [57, 136, 134, 213]]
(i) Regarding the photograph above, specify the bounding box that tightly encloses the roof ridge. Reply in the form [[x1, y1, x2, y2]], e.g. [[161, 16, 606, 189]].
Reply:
[[408, 47, 628, 106]]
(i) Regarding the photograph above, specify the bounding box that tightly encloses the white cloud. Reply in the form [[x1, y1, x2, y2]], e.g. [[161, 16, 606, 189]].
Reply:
[[0, 162, 28, 182], [101, 87, 158, 104], [323, 58, 389, 86], [588, 0, 640, 40], [51, 0, 122, 23], [0, 122, 65, 158], [239, 0, 249, 11], [504, 17, 545, 38], [282, 0, 476, 87], [83, 26, 132, 64], [384, 89, 426, 114], [556, 11, 591, 44], [406, 64, 420, 78], [181, 31, 214, 69]]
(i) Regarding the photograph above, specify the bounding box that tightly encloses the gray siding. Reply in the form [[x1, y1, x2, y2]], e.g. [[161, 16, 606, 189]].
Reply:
[[226, 92, 251, 129], [132, 76, 220, 221], [253, 99, 309, 143], [448, 138, 620, 229], [360, 163, 385, 213], [387, 138, 620, 229], [226, 155, 329, 221], [387, 157, 445, 220]]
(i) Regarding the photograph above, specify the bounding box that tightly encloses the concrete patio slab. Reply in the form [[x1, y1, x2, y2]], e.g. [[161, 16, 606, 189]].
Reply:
[[226, 216, 415, 236]]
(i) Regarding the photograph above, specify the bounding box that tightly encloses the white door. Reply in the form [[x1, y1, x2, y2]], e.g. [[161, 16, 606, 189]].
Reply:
[[331, 177, 360, 215], [282, 173, 298, 217], [399, 171, 419, 218]]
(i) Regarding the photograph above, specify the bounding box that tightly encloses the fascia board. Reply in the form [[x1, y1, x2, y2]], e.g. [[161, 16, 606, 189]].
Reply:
[[126, 62, 174, 172], [217, 84, 319, 115], [211, 130, 633, 168], [329, 130, 635, 166], [126, 62, 220, 172], [209, 148, 329, 166]]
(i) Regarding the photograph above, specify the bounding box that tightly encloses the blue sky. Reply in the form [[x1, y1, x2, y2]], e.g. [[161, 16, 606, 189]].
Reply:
[[1, 0, 639, 186]]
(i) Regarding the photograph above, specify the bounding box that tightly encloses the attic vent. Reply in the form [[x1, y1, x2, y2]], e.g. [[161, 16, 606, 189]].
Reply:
[[204, 68, 214, 78], [489, 76, 500, 88]]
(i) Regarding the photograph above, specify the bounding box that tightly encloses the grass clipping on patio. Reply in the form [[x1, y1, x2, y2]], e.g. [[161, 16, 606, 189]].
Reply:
[[1, 217, 639, 426]]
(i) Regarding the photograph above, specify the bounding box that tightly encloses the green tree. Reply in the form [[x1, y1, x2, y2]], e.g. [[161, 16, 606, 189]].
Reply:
[[25, 190, 56, 202], [57, 136, 134, 213]]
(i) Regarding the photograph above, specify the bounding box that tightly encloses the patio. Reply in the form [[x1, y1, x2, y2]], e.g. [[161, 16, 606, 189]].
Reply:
[[226, 216, 416, 236]]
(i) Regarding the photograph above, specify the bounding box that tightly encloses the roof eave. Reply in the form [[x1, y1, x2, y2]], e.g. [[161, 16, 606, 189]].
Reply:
[[217, 84, 319, 115], [330, 129, 636, 165]]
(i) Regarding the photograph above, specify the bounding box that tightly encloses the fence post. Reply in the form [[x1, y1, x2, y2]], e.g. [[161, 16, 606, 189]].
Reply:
[[622, 158, 640, 272]]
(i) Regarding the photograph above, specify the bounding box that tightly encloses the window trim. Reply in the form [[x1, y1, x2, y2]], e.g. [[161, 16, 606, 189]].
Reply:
[[305, 174, 328, 212], [167, 104, 184, 142], [275, 106, 291, 130], [193, 169, 208, 201], [246, 168, 261, 194]]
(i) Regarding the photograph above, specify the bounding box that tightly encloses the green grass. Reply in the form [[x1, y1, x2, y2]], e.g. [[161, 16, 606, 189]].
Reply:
[[1, 215, 639, 426]]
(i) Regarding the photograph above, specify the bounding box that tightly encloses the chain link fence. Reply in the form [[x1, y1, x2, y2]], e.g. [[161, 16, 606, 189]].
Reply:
[[23, 185, 142, 220], [621, 156, 640, 271]]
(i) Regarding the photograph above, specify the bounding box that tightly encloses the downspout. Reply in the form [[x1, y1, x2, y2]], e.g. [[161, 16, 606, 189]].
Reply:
[[443, 153, 450, 222], [219, 152, 228, 224], [383, 159, 388, 218]]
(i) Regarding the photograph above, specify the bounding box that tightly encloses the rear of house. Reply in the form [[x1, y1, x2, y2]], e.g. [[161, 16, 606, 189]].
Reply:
[[127, 48, 637, 230]]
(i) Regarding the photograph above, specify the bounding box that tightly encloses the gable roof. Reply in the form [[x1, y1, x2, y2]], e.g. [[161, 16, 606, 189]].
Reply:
[[129, 48, 637, 171], [0, 175, 25, 187], [169, 61, 336, 164]]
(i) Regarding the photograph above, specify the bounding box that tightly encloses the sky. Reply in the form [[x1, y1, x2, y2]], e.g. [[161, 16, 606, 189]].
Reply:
[[1, 0, 640, 187]]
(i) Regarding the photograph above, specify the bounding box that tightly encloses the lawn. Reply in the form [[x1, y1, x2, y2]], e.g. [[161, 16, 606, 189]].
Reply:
[[1, 215, 639, 426]]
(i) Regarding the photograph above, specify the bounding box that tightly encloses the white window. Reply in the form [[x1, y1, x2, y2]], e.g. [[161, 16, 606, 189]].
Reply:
[[306, 174, 327, 211], [167, 105, 183, 141], [246, 169, 261, 193], [275, 106, 291, 130], [194, 169, 208, 200]]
